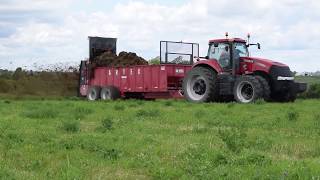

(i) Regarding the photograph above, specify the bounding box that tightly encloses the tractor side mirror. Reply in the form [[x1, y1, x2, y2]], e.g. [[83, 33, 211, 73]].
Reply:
[[247, 43, 261, 49]]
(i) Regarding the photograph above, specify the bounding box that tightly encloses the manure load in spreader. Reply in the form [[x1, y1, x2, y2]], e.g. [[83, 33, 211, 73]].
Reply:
[[92, 51, 148, 67]]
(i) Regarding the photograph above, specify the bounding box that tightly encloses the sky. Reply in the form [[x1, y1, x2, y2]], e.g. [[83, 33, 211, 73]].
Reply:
[[0, 0, 319, 72]]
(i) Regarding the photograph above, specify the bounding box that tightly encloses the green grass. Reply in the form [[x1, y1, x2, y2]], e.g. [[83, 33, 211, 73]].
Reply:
[[0, 99, 320, 179], [296, 76, 320, 85]]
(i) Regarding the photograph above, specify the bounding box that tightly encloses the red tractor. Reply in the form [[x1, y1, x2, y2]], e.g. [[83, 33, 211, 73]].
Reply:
[[183, 34, 307, 103], [79, 35, 307, 103]]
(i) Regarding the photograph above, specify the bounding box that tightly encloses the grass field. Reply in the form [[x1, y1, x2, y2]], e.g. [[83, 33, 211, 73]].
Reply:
[[1, 98, 320, 179], [296, 76, 320, 85]]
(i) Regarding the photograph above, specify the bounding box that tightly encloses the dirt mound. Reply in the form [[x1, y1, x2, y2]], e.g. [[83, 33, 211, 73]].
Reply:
[[93, 51, 148, 67]]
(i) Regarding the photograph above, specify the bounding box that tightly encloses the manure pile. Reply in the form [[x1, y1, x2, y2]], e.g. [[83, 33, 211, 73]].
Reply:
[[93, 51, 148, 67]]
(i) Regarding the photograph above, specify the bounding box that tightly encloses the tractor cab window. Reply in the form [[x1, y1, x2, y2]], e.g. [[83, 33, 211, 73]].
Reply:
[[208, 43, 231, 69], [234, 42, 249, 58]]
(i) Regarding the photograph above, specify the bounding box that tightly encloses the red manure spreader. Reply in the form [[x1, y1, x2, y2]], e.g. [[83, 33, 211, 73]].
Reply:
[[79, 35, 307, 103]]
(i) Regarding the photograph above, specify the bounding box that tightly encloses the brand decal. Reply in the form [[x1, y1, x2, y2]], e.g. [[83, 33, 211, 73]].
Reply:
[[176, 69, 184, 73]]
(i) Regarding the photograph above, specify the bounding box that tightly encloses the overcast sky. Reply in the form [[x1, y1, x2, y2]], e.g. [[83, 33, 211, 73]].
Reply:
[[0, 0, 319, 72]]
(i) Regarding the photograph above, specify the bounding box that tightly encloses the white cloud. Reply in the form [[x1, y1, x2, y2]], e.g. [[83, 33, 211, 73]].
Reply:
[[0, 0, 320, 72], [11, 23, 72, 46], [0, 0, 73, 10]]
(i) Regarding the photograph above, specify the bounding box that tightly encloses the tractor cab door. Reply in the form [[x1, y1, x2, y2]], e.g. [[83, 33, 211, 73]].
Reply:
[[208, 43, 232, 72]]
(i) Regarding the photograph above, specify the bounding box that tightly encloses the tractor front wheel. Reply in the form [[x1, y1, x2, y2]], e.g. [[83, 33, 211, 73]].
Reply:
[[255, 76, 271, 101], [182, 67, 218, 103], [271, 91, 297, 102], [233, 76, 263, 103]]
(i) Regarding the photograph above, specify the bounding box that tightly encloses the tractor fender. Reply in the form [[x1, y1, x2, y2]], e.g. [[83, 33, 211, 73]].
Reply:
[[192, 59, 223, 74]]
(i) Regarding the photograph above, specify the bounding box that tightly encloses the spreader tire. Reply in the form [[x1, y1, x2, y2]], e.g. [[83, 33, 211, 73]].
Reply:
[[87, 86, 101, 101], [100, 86, 121, 100]]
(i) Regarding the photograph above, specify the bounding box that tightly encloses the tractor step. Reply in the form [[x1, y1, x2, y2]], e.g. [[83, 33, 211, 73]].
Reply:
[[217, 74, 235, 95]]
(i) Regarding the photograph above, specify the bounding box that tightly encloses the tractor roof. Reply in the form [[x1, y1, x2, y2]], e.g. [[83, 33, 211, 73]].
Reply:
[[209, 38, 246, 44]]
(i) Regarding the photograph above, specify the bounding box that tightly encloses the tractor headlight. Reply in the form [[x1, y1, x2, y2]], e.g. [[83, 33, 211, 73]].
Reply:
[[277, 76, 295, 81]]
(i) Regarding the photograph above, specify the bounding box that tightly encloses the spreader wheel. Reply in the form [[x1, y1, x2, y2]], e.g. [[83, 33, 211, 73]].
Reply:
[[87, 86, 101, 101], [233, 76, 263, 103], [100, 86, 121, 100]]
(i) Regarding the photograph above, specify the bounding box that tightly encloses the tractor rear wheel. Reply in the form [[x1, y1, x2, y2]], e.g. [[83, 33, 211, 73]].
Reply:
[[233, 76, 263, 103], [87, 86, 101, 101], [100, 86, 121, 100], [255, 76, 271, 101], [182, 67, 218, 103]]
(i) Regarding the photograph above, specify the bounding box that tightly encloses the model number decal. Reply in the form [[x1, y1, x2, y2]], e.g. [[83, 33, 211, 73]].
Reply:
[[256, 62, 266, 68], [243, 59, 254, 63]]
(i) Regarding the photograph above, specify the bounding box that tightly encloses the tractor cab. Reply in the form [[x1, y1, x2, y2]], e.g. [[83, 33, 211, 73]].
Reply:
[[207, 38, 250, 73], [206, 33, 261, 75]]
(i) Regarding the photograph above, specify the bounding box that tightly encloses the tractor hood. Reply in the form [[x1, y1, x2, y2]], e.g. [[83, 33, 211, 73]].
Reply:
[[241, 57, 288, 67], [240, 57, 294, 80]]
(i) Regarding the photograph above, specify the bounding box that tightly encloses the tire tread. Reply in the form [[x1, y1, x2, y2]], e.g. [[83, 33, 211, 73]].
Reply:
[[255, 76, 271, 101]]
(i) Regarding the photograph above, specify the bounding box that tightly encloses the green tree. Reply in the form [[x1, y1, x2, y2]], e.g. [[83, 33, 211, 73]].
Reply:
[[149, 56, 160, 65], [12, 67, 24, 80]]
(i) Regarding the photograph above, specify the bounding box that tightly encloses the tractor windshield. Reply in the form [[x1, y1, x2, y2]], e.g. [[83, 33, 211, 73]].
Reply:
[[234, 42, 249, 57]]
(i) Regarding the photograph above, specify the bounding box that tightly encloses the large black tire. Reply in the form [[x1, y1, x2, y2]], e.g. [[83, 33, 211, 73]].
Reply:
[[233, 76, 263, 103], [87, 86, 101, 101], [100, 86, 121, 100], [255, 76, 271, 101], [284, 92, 297, 102], [271, 91, 297, 103], [182, 67, 218, 103]]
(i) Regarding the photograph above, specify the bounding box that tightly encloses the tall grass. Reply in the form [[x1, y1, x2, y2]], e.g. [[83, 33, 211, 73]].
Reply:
[[0, 70, 78, 97]]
